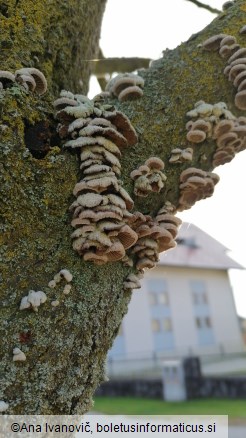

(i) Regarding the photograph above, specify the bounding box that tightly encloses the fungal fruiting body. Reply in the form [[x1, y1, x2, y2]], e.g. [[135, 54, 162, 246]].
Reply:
[[13, 347, 26, 362], [186, 119, 212, 143], [15, 68, 47, 94], [0, 68, 47, 94], [156, 210, 182, 240], [49, 269, 73, 287], [0, 401, 9, 412], [19, 290, 47, 312], [169, 147, 193, 163], [51, 300, 60, 307], [0, 71, 15, 89], [202, 33, 246, 110], [63, 284, 72, 295], [186, 101, 246, 167], [48, 269, 73, 301], [130, 157, 166, 196], [59, 269, 73, 282], [178, 168, 220, 211], [129, 211, 181, 271], [105, 73, 145, 102], [55, 91, 138, 264], [48, 280, 56, 288], [123, 272, 143, 290]]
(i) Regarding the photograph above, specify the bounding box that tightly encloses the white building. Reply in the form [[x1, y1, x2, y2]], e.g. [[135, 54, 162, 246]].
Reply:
[[108, 223, 245, 374]]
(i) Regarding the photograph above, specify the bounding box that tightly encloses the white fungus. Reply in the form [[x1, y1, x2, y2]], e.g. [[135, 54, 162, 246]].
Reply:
[[48, 280, 57, 289], [20, 290, 47, 312], [51, 300, 60, 307], [13, 347, 26, 362], [59, 269, 73, 283], [63, 284, 72, 295]]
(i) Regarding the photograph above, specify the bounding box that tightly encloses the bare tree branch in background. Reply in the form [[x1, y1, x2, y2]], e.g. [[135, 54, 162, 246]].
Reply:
[[185, 0, 221, 14], [90, 48, 151, 91]]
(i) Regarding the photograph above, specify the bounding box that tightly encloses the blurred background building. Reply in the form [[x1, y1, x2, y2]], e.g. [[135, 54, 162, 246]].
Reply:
[[107, 223, 246, 377]]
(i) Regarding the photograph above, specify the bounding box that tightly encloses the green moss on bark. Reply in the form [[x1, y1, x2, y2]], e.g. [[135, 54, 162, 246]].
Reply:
[[0, 0, 106, 95]]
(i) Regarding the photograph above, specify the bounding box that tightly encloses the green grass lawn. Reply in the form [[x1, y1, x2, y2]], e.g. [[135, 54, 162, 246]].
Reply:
[[93, 397, 246, 420]]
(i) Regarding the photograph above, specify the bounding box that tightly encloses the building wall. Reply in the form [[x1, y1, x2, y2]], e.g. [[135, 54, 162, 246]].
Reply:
[[108, 266, 244, 360]]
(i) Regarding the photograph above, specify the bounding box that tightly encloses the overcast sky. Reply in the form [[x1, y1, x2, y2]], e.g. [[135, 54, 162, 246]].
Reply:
[[90, 0, 246, 317]]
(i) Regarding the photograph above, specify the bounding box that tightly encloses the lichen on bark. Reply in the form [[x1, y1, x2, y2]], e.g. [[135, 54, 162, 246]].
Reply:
[[1, 0, 246, 415]]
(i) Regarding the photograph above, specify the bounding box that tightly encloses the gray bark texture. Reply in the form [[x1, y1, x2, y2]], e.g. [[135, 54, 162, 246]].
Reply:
[[0, 0, 246, 415]]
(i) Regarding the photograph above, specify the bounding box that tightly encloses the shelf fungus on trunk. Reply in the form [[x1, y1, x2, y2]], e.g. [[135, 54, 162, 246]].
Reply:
[[186, 101, 246, 167], [202, 32, 246, 110], [54, 91, 139, 264], [15, 68, 47, 94], [169, 147, 193, 163], [155, 211, 182, 241], [186, 119, 212, 143], [128, 212, 178, 272], [0, 71, 15, 89], [105, 73, 145, 102], [177, 168, 220, 211], [0, 68, 47, 94], [123, 272, 144, 290], [130, 157, 167, 197]]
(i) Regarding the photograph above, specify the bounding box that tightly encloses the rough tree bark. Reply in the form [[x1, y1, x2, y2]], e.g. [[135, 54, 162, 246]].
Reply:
[[0, 0, 245, 415]]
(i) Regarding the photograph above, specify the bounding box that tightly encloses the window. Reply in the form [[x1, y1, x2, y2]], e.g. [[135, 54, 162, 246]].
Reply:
[[192, 291, 208, 305], [195, 316, 212, 329], [149, 292, 158, 305], [196, 317, 202, 328], [205, 317, 211, 328], [159, 292, 169, 305], [147, 279, 167, 293], [191, 280, 208, 306], [163, 318, 172, 331], [147, 279, 169, 306], [152, 319, 161, 332]]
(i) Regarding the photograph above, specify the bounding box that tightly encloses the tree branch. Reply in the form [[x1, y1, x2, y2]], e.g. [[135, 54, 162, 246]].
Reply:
[[185, 0, 221, 14], [89, 47, 151, 91], [90, 57, 151, 77]]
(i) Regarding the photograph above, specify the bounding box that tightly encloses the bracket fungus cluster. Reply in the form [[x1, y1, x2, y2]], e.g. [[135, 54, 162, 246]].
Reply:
[[130, 157, 166, 196], [212, 116, 246, 166], [0, 68, 47, 94], [186, 118, 212, 143], [129, 211, 181, 271], [186, 101, 246, 167], [53, 91, 182, 277], [0, 70, 15, 89], [123, 272, 143, 290], [156, 210, 182, 240], [202, 33, 246, 110], [19, 290, 47, 312], [178, 168, 220, 211], [105, 73, 145, 102], [169, 147, 193, 163], [55, 91, 140, 264]]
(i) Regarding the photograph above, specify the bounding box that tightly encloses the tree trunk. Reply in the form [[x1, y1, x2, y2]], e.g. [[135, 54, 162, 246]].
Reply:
[[1, 0, 245, 414]]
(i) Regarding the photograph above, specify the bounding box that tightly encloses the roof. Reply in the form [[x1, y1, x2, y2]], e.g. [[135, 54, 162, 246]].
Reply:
[[158, 222, 244, 271]]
